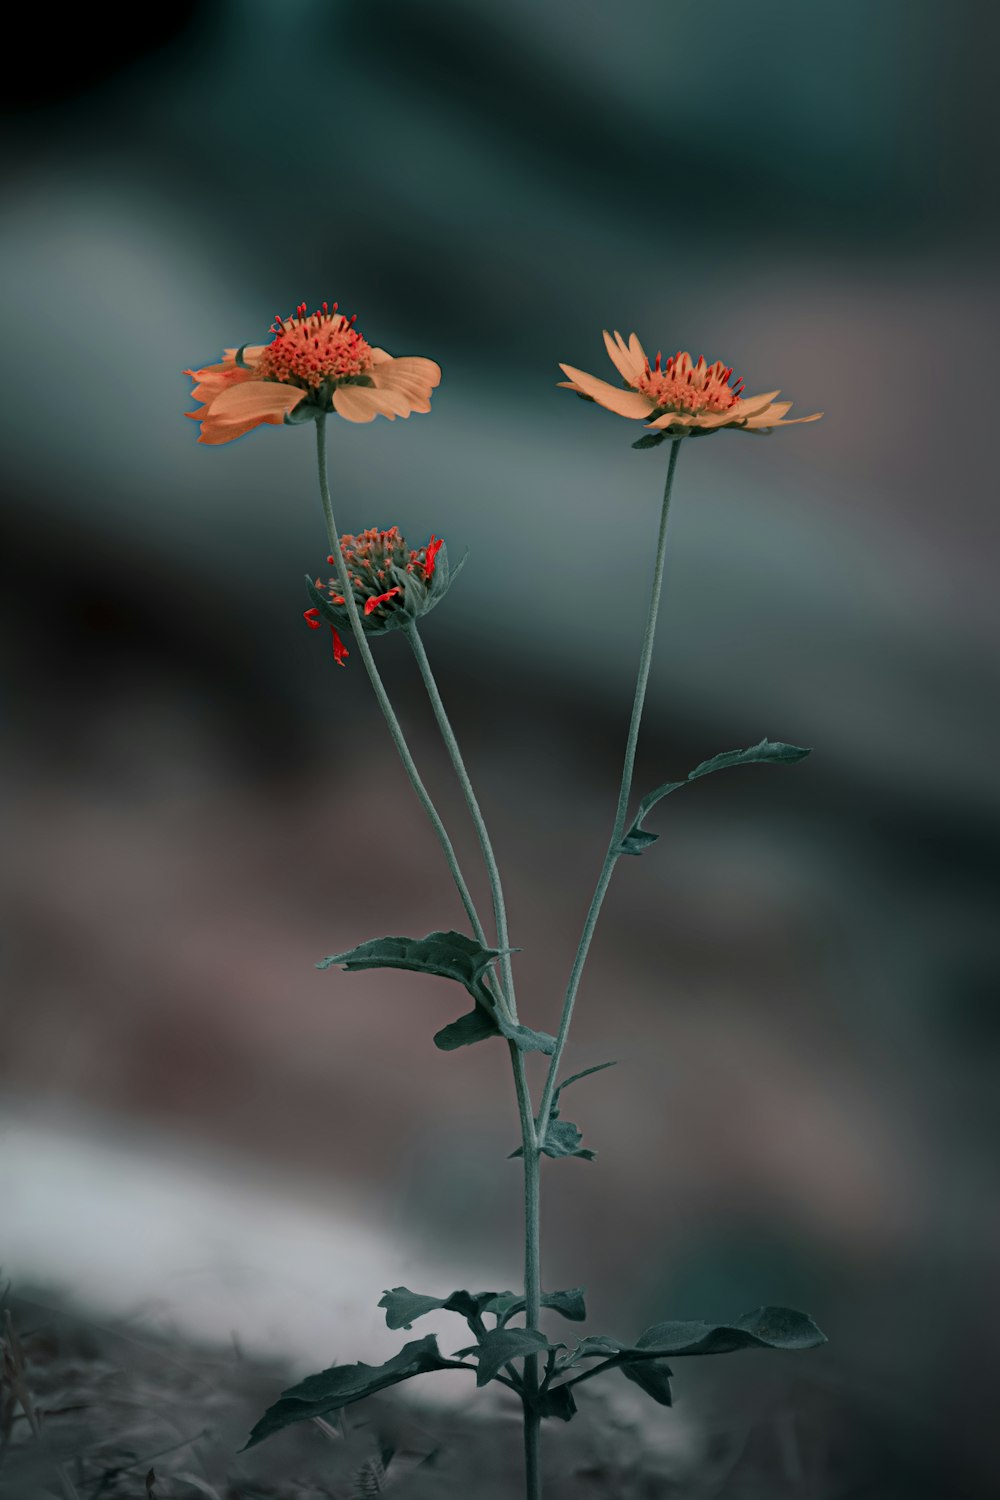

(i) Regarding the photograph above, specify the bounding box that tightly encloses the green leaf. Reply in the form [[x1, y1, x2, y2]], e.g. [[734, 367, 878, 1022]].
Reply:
[[560, 1335, 624, 1366], [534, 1383, 578, 1421], [510, 1119, 595, 1162], [242, 1336, 467, 1449], [617, 739, 812, 855], [498, 1017, 557, 1055], [284, 402, 321, 426], [433, 1006, 555, 1057], [317, 930, 506, 994], [378, 1287, 498, 1332], [553, 1061, 617, 1107], [620, 1358, 673, 1405], [454, 1328, 553, 1387], [633, 1305, 826, 1357], [631, 431, 670, 450], [558, 1306, 825, 1384], [481, 1288, 587, 1325], [433, 1007, 500, 1051]]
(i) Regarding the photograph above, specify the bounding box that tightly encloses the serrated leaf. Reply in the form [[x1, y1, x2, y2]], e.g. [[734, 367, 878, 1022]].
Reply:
[[378, 1287, 496, 1332], [541, 1120, 595, 1160], [620, 1357, 673, 1405], [631, 431, 669, 450], [433, 1007, 500, 1051], [317, 930, 505, 995], [243, 1336, 466, 1449], [558, 1335, 624, 1370], [617, 739, 812, 855], [481, 1288, 587, 1325], [454, 1328, 553, 1387], [510, 1119, 596, 1162]]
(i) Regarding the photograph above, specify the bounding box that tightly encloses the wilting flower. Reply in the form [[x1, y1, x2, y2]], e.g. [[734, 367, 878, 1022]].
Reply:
[[185, 302, 441, 444], [303, 528, 461, 664], [559, 331, 821, 440]]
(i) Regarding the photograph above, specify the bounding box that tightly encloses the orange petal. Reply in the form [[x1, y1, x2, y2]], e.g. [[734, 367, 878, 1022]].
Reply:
[[603, 329, 643, 384], [745, 400, 793, 425], [687, 410, 740, 430], [731, 390, 781, 419], [757, 411, 824, 428], [380, 355, 441, 387], [371, 369, 434, 413], [557, 364, 653, 419], [332, 385, 380, 422], [196, 416, 266, 445], [647, 411, 694, 431], [186, 365, 259, 403], [628, 333, 648, 370], [207, 380, 307, 426]]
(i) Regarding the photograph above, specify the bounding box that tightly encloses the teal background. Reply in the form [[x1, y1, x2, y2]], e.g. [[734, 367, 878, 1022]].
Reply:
[[2, 2, 997, 1493]]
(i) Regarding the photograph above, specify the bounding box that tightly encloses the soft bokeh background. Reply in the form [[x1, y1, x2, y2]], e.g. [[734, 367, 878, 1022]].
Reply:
[[2, 0, 998, 1493]]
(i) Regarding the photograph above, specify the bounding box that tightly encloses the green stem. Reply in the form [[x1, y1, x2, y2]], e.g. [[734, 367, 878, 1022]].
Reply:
[[313, 416, 490, 955], [402, 624, 540, 1496], [405, 622, 518, 1016], [520, 1112, 542, 1500], [536, 439, 682, 1140]]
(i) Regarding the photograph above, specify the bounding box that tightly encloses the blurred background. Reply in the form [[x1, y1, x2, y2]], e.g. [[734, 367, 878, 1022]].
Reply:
[[2, 1, 998, 1494]]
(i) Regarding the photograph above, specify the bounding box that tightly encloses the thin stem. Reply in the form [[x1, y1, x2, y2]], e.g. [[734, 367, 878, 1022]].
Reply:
[[536, 440, 682, 1140], [313, 417, 489, 953], [405, 622, 518, 1015], [520, 1095, 542, 1500], [402, 624, 540, 1492]]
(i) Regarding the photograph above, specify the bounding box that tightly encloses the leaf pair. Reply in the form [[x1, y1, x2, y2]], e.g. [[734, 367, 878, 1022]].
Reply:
[[244, 1305, 826, 1446], [378, 1285, 586, 1333], [317, 929, 556, 1056]]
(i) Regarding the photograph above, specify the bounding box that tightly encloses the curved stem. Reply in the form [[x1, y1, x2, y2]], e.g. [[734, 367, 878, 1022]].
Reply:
[[405, 622, 518, 1017], [536, 440, 682, 1140], [313, 416, 490, 953]]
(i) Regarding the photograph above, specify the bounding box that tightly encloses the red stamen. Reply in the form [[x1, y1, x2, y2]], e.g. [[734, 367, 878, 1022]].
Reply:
[[423, 535, 444, 580], [364, 587, 402, 615]]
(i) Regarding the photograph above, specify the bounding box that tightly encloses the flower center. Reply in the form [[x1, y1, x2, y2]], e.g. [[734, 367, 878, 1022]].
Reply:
[[257, 301, 373, 390], [635, 351, 744, 414]]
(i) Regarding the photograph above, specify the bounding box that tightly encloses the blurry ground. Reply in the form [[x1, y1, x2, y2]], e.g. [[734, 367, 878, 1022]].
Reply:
[[0, 1288, 960, 1500], [2, 2, 999, 1496]]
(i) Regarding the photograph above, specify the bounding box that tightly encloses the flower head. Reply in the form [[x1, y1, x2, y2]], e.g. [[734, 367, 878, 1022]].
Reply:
[[303, 528, 464, 661], [185, 302, 441, 444], [559, 331, 821, 442]]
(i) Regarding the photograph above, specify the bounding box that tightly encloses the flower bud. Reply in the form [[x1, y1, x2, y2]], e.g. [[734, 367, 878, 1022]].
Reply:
[[304, 528, 464, 655]]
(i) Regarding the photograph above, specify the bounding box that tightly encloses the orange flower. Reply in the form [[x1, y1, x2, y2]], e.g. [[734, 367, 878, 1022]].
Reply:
[[185, 302, 441, 444], [559, 332, 821, 438]]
